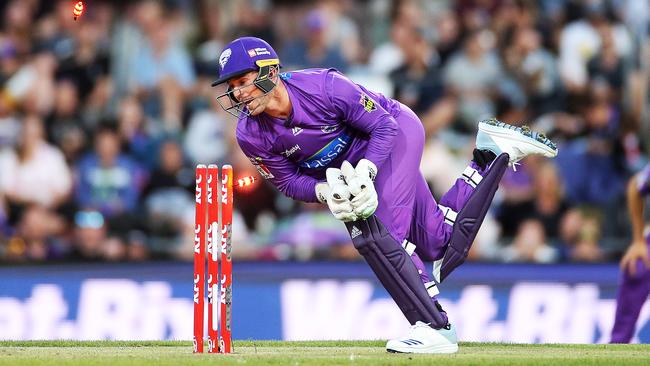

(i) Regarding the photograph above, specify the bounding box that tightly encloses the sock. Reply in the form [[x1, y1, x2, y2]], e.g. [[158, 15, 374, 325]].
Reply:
[[472, 149, 496, 170]]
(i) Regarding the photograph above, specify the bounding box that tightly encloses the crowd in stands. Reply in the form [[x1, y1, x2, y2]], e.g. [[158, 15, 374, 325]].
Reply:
[[0, 0, 648, 263]]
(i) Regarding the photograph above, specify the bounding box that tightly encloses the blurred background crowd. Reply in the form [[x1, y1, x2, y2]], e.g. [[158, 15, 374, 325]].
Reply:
[[0, 0, 648, 264]]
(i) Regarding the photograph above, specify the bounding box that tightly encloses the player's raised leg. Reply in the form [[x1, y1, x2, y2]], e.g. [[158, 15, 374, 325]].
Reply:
[[437, 118, 557, 281], [411, 118, 558, 285]]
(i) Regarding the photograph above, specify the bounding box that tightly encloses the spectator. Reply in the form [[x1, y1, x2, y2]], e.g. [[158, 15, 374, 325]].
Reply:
[[0, 192, 10, 248], [444, 29, 504, 133], [503, 26, 562, 115], [367, 1, 412, 76], [68, 209, 109, 261], [569, 210, 605, 262], [558, 1, 631, 93], [184, 94, 232, 166], [0, 96, 20, 150], [315, 0, 363, 65], [495, 162, 536, 238], [555, 90, 626, 209], [129, 0, 196, 132], [0, 114, 72, 208], [4, 49, 57, 116], [10, 205, 68, 262], [55, 20, 110, 106], [194, 1, 226, 78], [142, 139, 194, 255], [587, 24, 626, 95], [231, 0, 277, 46], [433, 9, 462, 67], [281, 9, 348, 72], [3, 0, 37, 56], [389, 26, 442, 114], [74, 123, 147, 219], [116, 95, 156, 167], [389, 24, 456, 136], [45, 79, 87, 163], [531, 160, 569, 241], [502, 219, 558, 263]]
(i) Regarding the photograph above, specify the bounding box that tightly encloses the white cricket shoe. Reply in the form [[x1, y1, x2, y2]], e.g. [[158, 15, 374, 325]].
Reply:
[[386, 321, 458, 354], [476, 118, 558, 168]]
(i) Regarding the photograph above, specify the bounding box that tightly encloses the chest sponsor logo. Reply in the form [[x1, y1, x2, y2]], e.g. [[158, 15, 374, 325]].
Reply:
[[281, 144, 301, 157], [292, 127, 303, 136], [299, 133, 351, 169], [359, 93, 377, 113], [321, 125, 337, 133]]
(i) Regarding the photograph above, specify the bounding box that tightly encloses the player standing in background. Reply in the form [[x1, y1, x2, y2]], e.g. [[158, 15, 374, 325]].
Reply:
[[611, 164, 650, 343], [212, 36, 558, 353]]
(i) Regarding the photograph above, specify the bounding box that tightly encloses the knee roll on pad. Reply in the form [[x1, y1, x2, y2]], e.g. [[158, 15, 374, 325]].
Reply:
[[345, 216, 448, 328]]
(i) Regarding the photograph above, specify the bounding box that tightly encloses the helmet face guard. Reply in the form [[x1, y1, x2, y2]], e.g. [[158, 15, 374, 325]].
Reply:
[[215, 64, 279, 118]]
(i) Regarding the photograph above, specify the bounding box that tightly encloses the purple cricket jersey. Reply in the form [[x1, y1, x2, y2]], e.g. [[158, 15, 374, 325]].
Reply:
[[235, 68, 401, 202]]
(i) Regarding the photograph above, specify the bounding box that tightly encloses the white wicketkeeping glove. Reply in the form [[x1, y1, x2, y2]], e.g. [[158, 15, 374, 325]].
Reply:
[[340, 159, 378, 219], [315, 168, 358, 222]]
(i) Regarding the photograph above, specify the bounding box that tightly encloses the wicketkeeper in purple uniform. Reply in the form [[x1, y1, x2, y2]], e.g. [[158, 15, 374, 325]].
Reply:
[[212, 37, 558, 353], [611, 164, 650, 343]]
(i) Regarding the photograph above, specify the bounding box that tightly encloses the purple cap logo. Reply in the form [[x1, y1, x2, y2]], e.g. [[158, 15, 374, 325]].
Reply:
[[219, 48, 232, 70]]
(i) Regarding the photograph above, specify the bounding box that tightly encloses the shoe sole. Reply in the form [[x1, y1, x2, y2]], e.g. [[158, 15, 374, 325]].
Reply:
[[386, 343, 459, 354], [478, 122, 558, 158]]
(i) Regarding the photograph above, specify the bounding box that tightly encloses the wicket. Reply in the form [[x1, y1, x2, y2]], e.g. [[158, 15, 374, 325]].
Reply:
[[194, 164, 233, 354]]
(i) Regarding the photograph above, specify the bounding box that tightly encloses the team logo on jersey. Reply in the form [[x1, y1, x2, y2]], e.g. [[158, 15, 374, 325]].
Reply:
[[280, 72, 292, 80], [219, 49, 232, 69], [359, 94, 377, 113], [321, 125, 337, 133], [249, 156, 274, 179], [281, 144, 301, 157], [292, 127, 303, 136]]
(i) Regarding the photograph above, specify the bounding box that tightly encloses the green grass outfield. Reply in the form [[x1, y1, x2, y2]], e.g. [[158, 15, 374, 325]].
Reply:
[[1, 340, 650, 366]]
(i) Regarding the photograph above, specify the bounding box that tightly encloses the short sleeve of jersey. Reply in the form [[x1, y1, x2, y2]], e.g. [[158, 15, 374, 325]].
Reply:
[[637, 163, 650, 196]]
